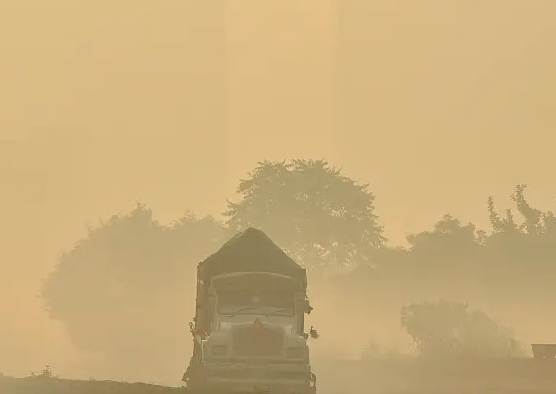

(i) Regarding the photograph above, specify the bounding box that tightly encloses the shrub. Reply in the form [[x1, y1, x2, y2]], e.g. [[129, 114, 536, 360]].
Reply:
[[401, 300, 524, 359]]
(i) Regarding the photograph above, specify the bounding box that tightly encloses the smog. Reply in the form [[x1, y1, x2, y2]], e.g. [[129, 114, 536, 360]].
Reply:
[[2, 1, 556, 393]]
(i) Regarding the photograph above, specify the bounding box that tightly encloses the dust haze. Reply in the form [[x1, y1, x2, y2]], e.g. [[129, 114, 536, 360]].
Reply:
[[1, 0, 556, 389]]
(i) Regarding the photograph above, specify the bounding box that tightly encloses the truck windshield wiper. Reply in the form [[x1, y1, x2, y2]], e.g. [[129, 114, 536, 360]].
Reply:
[[264, 307, 292, 317], [227, 306, 260, 317]]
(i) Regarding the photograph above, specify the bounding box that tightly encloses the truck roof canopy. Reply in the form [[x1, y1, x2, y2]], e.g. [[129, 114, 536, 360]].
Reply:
[[198, 228, 307, 285]]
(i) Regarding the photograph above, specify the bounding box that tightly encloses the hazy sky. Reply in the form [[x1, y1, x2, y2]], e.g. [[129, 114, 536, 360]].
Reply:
[[1, 1, 555, 258], [1, 0, 556, 378], [2, 0, 555, 250]]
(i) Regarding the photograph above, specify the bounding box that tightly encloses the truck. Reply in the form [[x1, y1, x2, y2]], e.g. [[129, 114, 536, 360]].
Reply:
[[182, 227, 318, 394]]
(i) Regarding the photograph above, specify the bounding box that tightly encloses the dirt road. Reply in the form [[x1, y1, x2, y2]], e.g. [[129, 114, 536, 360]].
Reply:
[[2, 359, 556, 394], [315, 359, 556, 393], [0, 376, 182, 394]]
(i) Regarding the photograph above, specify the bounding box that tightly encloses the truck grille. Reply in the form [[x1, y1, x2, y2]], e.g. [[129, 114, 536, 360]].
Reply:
[[232, 326, 284, 357]]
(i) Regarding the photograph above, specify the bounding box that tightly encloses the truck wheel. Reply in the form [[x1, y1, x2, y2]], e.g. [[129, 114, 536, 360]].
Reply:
[[309, 372, 317, 394], [185, 363, 208, 392]]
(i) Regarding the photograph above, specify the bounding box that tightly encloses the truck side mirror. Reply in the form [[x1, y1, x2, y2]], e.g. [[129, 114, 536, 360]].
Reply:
[[301, 299, 313, 314], [302, 326, 319, 340], [309, 326, 319, 339]]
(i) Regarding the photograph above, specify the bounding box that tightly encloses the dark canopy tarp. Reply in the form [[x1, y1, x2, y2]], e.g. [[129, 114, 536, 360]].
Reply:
[[198, 227, 306, 286]]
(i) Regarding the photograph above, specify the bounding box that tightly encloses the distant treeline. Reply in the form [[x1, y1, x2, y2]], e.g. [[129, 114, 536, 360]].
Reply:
[[39, 159, 556, 379]]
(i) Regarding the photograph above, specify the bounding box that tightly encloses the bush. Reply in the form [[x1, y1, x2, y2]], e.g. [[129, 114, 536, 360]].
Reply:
[[401, 300, 524, 359], [30, 365, 57, 379]]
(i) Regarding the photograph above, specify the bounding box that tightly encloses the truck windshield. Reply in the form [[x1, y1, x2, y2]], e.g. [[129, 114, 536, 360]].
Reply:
[[217, 289, 295, 317]]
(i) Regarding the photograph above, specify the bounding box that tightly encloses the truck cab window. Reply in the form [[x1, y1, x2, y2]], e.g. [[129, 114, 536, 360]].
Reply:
[[216, 289, 295, 317]]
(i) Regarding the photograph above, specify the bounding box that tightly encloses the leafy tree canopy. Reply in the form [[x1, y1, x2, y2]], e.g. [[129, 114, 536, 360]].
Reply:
[[488, 184, 556, 236], [407, 214, 484, 256], [486, 184, 556, 275], [41, 203, 225, 381], [224, 159, 385, 271]]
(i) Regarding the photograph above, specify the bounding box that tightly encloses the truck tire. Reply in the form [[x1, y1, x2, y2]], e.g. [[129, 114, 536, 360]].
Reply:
[[184, 361, 209, 392]]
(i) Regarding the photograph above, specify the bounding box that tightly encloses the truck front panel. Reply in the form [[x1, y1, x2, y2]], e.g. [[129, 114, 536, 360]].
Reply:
[[203, 360, 313, 394]]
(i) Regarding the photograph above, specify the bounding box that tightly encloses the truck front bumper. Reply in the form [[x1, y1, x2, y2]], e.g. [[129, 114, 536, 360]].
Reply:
[[203, 361, 314, 394]]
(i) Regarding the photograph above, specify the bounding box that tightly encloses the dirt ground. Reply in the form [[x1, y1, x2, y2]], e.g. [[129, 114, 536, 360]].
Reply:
[[315, 359, 556, 393], [0, 377, 183, 394], [2, 359, 556, 394]]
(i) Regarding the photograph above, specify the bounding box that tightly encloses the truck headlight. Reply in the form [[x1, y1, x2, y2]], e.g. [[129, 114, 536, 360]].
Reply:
[[287, 347, 305, 358], [211, 345, 228, 356]]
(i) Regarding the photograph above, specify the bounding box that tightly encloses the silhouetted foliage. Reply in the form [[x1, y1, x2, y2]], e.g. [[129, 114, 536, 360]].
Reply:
[[30, 365, 57, 379], [407, 215, 484, 253], [41, 203, 226, 381], [401, 301, 523, 359], [404, 214, 485, 278], [484, 184, 556, 288], [339, 184, 556, 292], [224, 159, 385, 271], [39, 155, 556, 381]]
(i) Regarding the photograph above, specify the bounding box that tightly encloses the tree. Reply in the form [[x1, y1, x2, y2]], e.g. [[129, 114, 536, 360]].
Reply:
[[41, 203, 226, 383], [487, 184, 556, 237], [485, 185, 556, 285], [401, 300, 523, 359], [406, 214, 484, 257], [224, 159, 385, 272]]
